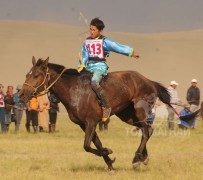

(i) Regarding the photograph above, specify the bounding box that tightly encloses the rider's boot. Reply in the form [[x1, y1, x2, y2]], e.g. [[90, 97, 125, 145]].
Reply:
[[101, 104, 111, 122], [91, 82, 111, 122]]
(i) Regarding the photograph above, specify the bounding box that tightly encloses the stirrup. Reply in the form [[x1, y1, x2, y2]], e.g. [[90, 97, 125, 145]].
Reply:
[[102, 107, 111, 122]]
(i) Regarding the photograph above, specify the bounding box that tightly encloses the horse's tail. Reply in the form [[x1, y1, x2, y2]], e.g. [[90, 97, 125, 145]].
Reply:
[[153, 81, 170, 104], [200, 101, 203, 119]]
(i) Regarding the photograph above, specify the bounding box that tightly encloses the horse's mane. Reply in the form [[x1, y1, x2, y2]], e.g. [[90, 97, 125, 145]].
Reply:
[[35, 59, 80, 76], [36, 58, 92, 81], [47, 62, 80, 76]]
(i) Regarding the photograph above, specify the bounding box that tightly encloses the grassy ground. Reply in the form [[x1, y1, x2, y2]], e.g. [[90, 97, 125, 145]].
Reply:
[[0, 116, 203, 180]]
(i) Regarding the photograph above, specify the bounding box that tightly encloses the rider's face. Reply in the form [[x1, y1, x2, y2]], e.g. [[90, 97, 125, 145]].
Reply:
[[89, 25, 102, 39]]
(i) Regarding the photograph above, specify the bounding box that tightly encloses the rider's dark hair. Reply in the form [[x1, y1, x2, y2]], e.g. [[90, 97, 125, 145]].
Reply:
[[90, 18, 105, 30]]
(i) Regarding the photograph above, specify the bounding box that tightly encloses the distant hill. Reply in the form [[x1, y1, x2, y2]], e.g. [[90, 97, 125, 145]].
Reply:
[[1, 20, 203, 104]]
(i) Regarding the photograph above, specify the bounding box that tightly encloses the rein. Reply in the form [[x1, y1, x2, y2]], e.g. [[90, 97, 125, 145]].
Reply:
[[24, 67, 67, 97], [6, 103, 25, 111]]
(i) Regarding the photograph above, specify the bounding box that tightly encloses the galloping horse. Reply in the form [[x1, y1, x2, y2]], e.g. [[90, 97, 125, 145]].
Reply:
[[19, 57, 170, 171]]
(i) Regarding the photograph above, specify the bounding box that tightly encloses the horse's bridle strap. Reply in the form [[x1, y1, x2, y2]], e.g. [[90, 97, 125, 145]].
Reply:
[[24, 67, 66, 97], [37, 68, 67, 96]]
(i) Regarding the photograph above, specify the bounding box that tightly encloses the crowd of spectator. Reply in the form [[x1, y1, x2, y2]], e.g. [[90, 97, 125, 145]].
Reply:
[[167, 78, 200, 129], [0, 84, 60, 133], [0, 78, 201, 133]]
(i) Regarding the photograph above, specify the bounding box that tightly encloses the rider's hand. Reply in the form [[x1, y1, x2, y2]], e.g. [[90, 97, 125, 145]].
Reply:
[[77, 64, 85, 73], [132, 51, 140, 59]]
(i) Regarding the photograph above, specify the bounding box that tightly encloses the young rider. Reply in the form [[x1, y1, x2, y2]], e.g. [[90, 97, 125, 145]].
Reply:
[[78, 17, 140, 122]]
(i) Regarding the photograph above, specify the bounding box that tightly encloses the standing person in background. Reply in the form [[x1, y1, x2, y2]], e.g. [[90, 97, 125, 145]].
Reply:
[[167, 81, 181, 130], [48, 93, 60, 133], [187, 79, 200, 112], [0, 84, 6, 133], [186, 79, 200, 128], [13, 84, 26, 133], [38, 94, 50, 132], [200, 101, 203, 127], [4, 86, 14, 132], [26, 97, 39, 133]]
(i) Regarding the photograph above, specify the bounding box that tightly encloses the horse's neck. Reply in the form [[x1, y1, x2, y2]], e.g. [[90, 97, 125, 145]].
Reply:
[[49, 69, 78, 106]]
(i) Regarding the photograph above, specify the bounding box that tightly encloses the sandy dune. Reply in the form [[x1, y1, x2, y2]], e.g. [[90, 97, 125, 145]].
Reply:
[[1, 20, 203, 105]]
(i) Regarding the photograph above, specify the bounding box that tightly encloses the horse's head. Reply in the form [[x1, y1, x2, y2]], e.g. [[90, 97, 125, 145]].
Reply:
[[19, 56, 49, 103]]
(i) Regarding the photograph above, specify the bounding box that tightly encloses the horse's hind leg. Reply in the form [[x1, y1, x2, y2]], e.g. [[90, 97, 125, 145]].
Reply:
[[133, 126, 153, 167], [116, 103, 153, 167], [132, 107, 153, 168], [116, 102, 153, 167]]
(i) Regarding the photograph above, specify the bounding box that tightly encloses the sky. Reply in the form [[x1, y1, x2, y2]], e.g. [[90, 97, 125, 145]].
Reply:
[[1, 0, 203, 33]]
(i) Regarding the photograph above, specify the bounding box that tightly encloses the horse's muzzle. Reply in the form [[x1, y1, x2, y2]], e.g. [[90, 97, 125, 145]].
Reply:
[[18, 91, 31, 103]]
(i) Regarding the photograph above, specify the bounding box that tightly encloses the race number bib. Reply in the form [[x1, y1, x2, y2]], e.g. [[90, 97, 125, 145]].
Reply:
[[85, 39, 104, 59]]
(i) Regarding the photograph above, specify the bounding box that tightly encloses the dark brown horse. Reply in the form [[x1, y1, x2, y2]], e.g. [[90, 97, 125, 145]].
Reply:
[[19, 57, 170, 171]]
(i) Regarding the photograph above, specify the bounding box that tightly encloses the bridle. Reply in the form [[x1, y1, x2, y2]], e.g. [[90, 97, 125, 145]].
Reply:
[[24, 67, 66, 97]]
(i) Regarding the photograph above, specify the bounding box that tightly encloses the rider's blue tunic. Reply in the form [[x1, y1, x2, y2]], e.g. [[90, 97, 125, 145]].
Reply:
[[80, 36, 134, 82]]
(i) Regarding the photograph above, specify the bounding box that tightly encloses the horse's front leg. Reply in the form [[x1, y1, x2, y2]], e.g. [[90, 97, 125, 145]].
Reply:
[[80, 123, 114, 171], [80, 122, 112, 157], [92, 131, 115, 171], [81, 122, 101, 156]]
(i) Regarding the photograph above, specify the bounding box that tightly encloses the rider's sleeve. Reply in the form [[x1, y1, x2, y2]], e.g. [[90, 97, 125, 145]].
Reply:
[[103, 38, 134, 57]]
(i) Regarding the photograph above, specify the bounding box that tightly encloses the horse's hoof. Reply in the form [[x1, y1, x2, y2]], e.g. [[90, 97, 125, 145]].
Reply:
[[133, 161, 141, 169], [105, 167, 116, 174], [108, 148, 113, 154], [143, 156, 149, 165], [108, 168, 116, 174]]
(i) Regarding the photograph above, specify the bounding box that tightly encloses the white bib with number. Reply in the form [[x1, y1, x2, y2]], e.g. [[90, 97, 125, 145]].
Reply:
[[85, 39, 104, 59]]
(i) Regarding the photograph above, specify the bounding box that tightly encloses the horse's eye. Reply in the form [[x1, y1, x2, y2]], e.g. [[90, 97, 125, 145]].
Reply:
[[34, 74, 39, 78]]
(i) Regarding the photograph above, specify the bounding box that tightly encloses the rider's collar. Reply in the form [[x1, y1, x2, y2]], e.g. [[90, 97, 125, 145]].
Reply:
[[95, 35, 101, 40]]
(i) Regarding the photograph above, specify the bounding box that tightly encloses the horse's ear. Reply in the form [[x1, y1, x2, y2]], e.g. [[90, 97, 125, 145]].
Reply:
[[45, 57, 49, 63], [42, 57, 49, 69], [32, 56, 36, 66]]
